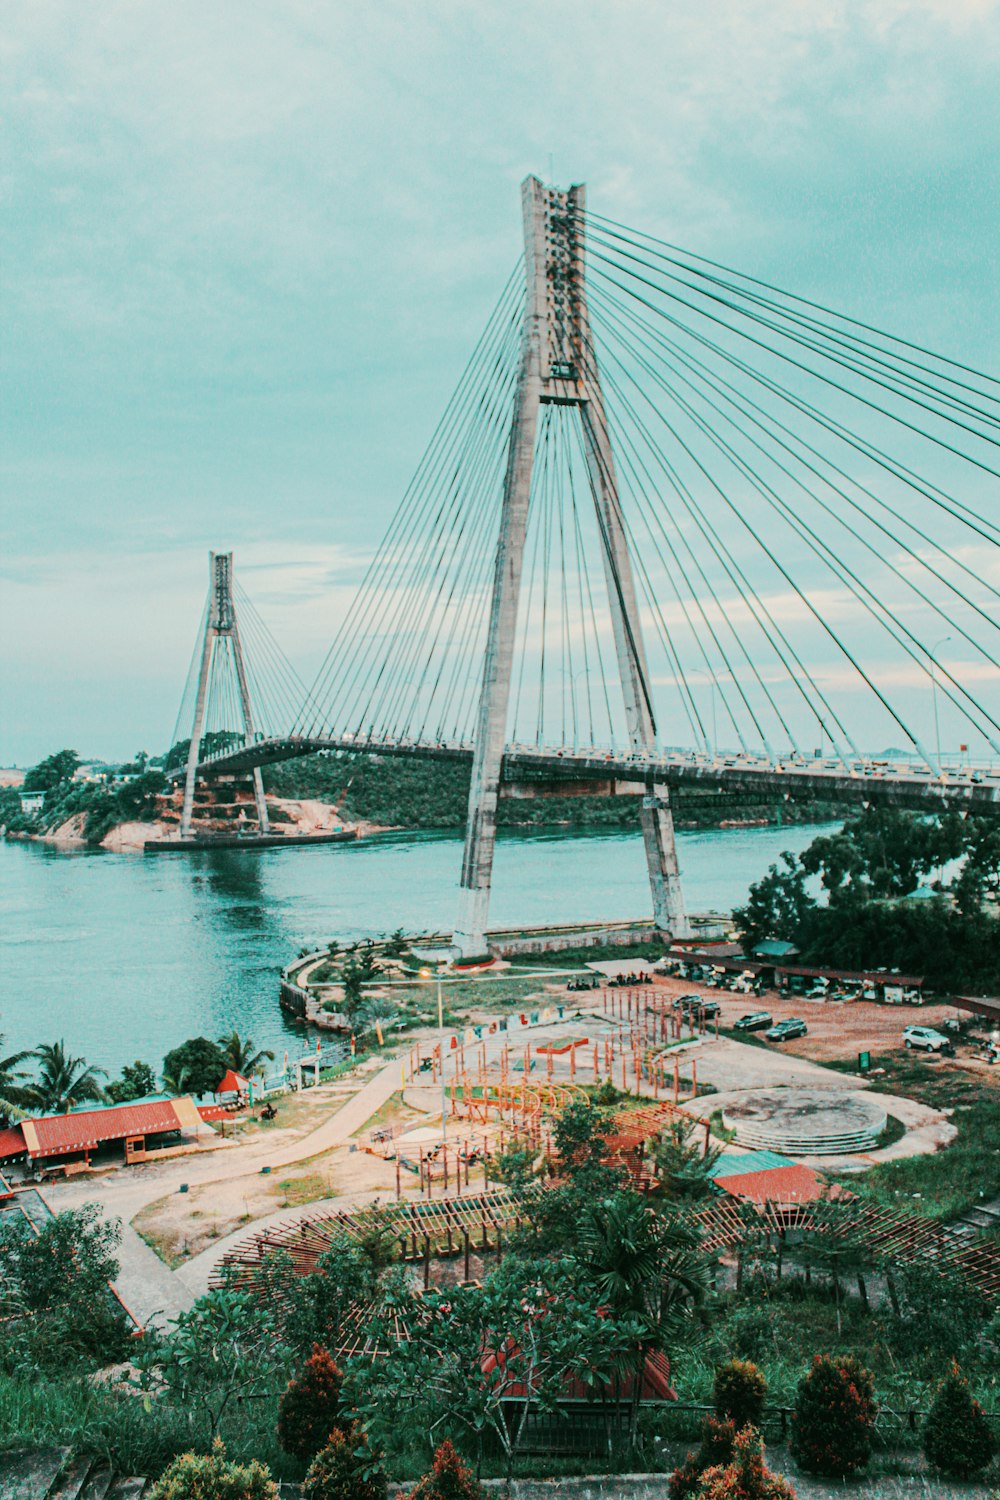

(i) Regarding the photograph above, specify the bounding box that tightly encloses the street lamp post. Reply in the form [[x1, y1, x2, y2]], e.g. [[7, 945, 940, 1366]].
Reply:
[[931, 637, 953, 770], [438, 979, 447, 1146], [690, 670, 718, 758]]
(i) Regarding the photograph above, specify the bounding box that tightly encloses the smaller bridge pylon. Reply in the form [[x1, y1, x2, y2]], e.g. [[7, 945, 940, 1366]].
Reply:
[[180, 551, 269, 837]]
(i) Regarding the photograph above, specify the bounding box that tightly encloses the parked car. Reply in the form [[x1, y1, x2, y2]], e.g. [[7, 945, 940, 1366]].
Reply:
[[902, 1025, 954, 1054], [733, 1011, 773, 1033], [679, 996, 720, 1019], [766, 1017, 808, 1042]]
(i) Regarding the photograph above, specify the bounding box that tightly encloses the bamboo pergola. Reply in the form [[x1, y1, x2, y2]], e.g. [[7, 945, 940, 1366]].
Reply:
[[214, 1189, 521, 1295], [694, 1196, 1000, 1302]]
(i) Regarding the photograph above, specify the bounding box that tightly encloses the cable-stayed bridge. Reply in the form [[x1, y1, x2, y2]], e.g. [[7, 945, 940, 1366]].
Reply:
[[169, 177, 1000, 956]]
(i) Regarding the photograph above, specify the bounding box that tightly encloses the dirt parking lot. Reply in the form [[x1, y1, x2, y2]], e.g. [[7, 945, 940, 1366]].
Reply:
[[641, 972, 998, 1072]]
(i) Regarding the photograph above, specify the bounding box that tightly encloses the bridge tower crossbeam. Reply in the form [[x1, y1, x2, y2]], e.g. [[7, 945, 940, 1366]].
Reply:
[[454, 177, 690, 958], [180, 551, 269, 837]]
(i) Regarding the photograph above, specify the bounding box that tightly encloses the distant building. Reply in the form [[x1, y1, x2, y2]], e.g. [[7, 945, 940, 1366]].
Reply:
[[18, 791, 44, 814], [752, 938, 800, 960], [73, 763, 108, 783]]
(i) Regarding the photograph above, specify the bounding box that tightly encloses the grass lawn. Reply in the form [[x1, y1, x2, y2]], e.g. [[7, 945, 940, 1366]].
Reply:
[[828, 1054, 1000, 1219]]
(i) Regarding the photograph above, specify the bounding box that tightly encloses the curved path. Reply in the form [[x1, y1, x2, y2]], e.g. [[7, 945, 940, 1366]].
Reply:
[[46, 1056, 404, 1327]]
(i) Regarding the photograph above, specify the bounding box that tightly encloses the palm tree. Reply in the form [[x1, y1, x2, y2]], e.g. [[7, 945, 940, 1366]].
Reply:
[[161, 1063, 191, 1096], [578, 1191, 712, 1443], [20, 1041, 106, 1115], [651, 1120, 722, 1201], [0, 1036, 31, 1118], [216, 1030, 274, 1079]]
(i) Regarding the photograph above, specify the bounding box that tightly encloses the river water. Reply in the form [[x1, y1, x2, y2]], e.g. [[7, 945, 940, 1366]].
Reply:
[[0, 823, 833, 1076]]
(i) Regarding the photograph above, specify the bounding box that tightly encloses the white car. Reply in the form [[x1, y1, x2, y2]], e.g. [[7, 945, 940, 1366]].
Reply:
[[903, 1025, 953, 1054]]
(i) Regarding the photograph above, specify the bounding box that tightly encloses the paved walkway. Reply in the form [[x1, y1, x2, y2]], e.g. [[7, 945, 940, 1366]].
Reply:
[[44, 1009, 958, 1328], [46, 1056, 406, 1326]]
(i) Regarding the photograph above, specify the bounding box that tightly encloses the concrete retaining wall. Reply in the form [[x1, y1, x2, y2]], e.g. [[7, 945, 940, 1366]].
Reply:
[[391, 1479, 666, 1500]]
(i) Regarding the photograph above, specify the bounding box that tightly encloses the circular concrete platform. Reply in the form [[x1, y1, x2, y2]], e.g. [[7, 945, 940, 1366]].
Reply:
[[722, 1088, 887, 1156]]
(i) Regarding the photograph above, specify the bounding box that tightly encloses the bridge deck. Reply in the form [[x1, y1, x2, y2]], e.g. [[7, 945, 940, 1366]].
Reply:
[[171, 735, 1000, 811]]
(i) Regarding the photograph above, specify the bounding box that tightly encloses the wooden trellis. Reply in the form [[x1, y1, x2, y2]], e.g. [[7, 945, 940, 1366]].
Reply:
[[694, 1196, 1000, 1302]]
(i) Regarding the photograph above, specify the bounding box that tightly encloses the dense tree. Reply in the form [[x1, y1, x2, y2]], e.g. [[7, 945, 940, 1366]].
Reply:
[[20, 1040, 106, 1114], [576, 1191, 712, 1438], [713, 1359, 768, 1431], [651, 1120, 721, 1201], [140, 1288, 289, 1443], [252, 1232, 384, 1360], [735, 809, 1000, 990], [697, 1426, 796, 1500], [405, 1441, 482, 1500], [0, 1204, 131, 1373], [163, 1037, 226, 1097], [800, 805, 957, 902], [553, 1099, 611, 1178], [669, 1416, 737, 1500], [23, 749, 79, 794], [733, 852, 815, 951], [355, 1256, 645, 1477], [303, 1426, 384, 1500], [952, 814, 1000, 913], [106, 1058, 157, 1103]]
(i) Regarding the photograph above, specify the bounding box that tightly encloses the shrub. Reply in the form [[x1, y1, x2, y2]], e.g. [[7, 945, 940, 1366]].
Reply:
[[714, 1359, 767, 1432], [406, 1441, 482, 1500], [304, 1426, 384, 1500], [923, 1364, 996, 1478], [278, 1346, 346, 1462], [669, 1416, 737, 1500], [790, 1354, 876, 1477], [697, 1425, 796, 1500], [149, 1439, 278, 1500], [0, 1205, 132, 1376]]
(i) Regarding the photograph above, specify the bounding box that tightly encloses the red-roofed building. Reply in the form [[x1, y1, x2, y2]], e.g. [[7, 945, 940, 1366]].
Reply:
[[481, 1343, 675, 1403], [717, 1162, 829, 1205], [0, 1097, 204, 1173], [477, 1305, 676, 1453], [0, 1126, 27, 1163]]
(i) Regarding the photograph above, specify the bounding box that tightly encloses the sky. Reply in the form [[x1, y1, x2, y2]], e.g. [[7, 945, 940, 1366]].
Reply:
[[2, 0, 999, 765]]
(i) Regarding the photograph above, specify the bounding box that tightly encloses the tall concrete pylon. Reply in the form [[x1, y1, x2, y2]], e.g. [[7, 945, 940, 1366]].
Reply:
[[179, 551, 270, 837], [454, 177, 690, 958]]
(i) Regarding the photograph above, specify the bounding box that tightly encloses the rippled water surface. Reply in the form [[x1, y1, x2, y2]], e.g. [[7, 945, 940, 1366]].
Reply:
[[0, 822, 834, 1072]]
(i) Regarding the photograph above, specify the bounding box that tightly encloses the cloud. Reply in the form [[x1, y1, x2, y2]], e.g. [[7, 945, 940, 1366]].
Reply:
[[2, 0, 998, 759]]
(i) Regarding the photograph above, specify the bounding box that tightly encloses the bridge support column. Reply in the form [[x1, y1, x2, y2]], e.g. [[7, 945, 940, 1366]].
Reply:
[[454, 178, 547, 959], [455, 176, 691, 953], [179, 551, 269, 838], [641, 785, 690, 938]]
